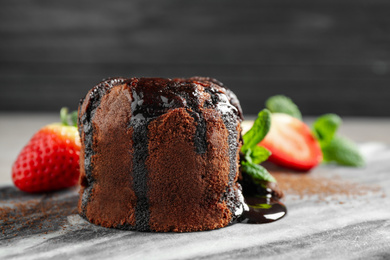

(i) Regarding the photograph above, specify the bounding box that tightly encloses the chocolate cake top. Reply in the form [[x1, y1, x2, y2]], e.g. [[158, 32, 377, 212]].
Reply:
[[85, 77, 243, 122]]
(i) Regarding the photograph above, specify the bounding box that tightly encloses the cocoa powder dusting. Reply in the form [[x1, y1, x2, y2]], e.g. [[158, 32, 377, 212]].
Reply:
[[0, 189, 78, 239], [272, 171, 384, 202]]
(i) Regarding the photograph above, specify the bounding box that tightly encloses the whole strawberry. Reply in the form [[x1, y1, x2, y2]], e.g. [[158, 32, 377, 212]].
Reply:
[[12, 108, 81, 193]]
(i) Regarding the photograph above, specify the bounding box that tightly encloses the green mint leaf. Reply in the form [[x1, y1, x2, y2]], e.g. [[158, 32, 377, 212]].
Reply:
[[241, 161, 276, 183], [322, 136, 365, 167], [313, 114, 342, 145], [265, 95, 302, 119], [250, 146, 271, 164], [242, 109, 271, 153], [244, 148, 253, 163]]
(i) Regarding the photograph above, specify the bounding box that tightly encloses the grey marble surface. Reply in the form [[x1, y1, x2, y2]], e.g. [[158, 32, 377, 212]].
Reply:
[[1, 142, 390, 260]]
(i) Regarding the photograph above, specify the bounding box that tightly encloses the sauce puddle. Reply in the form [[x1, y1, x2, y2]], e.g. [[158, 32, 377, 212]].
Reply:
[[237, 175, 287, 224], [239, 195, 287, 224]]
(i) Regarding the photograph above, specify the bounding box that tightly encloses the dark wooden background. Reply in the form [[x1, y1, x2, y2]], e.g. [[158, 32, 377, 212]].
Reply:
[[1, 0, 390, 116]]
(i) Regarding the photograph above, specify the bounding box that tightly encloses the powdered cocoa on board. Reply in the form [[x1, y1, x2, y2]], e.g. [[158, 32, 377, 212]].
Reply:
[[0, 193, 78, 238], [272, 171, 383, 203]]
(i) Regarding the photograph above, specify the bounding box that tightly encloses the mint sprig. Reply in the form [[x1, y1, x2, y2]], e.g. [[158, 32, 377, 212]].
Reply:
[[312, 114, 364, 167], [241, 161, 276, 183], [264, 95, 364, 168], [248, 146, 272, 165], [322, 136, 365, 167], [241, 109, 276, 183], [312, 114, 341, 145], [242, 109, 271, 153], [266, 95, 302, 120]]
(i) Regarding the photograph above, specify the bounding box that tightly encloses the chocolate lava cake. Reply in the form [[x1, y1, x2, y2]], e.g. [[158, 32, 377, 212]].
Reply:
[[78, 77, 244, 232]]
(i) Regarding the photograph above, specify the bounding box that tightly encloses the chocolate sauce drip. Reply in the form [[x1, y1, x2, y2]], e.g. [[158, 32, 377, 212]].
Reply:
[[128, 78, 211, 230], [129, 78, 208, 154], [79, 78, 125, 217], [239, 196, 287, 224], [238, 170, 287, 224], [130, 118, 151, 231], [201, 80, 244, 221], [188, 111, 207, 154], [218, 114, 242, 220], [189, 76, 244, 121]]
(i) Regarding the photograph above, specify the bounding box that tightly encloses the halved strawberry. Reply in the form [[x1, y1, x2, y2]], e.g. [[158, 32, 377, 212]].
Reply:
[[259, 113, 322, 171], [12, 108, 81, 193]]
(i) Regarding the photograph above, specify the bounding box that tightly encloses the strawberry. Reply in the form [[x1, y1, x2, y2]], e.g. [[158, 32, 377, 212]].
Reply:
[[12, 108, 81, 193], [259, 113, 322, 171]]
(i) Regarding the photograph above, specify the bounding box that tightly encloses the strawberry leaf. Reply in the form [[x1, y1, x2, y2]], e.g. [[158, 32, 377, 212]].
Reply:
[[60, 107, 78, 127], [60, 107, 69, 125], [70, 111, 78, 127]]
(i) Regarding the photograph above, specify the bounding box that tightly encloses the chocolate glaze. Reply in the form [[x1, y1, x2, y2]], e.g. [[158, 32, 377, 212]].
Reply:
[[189, 76, 244, 121], [129, 77, 210, 154]]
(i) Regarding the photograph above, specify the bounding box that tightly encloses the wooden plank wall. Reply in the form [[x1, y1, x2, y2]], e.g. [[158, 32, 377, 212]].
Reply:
[[1, 0, 390, 116]]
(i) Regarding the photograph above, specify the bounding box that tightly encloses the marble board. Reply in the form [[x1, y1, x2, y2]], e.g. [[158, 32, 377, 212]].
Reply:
[[1, 142, 390, 260]]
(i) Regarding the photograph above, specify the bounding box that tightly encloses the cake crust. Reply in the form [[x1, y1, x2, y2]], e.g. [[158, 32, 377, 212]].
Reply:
[[78, 77, 244, 232]]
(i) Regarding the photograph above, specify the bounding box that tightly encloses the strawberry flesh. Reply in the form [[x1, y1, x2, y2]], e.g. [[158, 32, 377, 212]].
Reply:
[[259, 113, 322, 171]]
